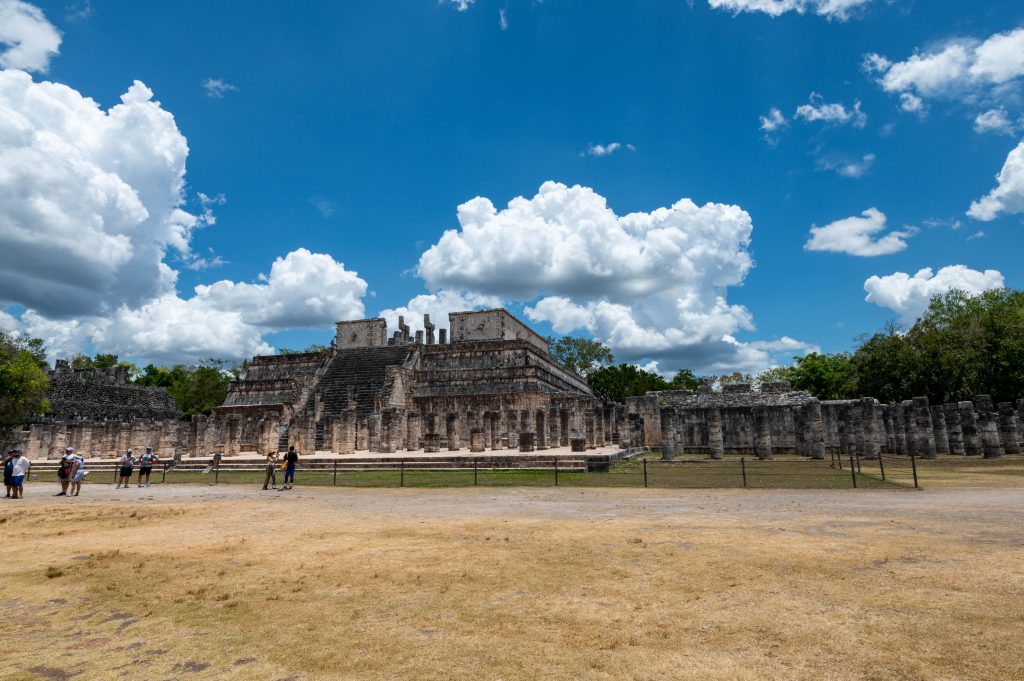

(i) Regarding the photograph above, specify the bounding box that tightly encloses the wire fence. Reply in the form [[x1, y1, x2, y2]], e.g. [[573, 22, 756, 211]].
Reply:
[[24, 454, 908, 490]]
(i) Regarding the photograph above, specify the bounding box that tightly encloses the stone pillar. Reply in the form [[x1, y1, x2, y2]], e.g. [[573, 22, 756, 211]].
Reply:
[[901, 401, 916, 456], [837, 405, 852, 456], [584, 410, 597, 450], [560, 409, 571, 447], [975, 395, 1002, 459], [406, 412, 421, 451], [804, 399, 825, 460], [959, 401, 981, 456], [535, 409, 547, 450], [891, 406, 907, 455], [423, 432, 440, 453], [469, 430, 485, 453], [603, 406, 614, 446], [930, 406, 950, 455], [549, 409, 561, 451], [912, 397, 937, 459], [943, 404, 964, 455], [752, 406, 773, 460], [355, 417, 369, 451], [706, 408, 725, 460], [859, 398, 880, 460], [881, 407, 895, 454], [997, 402, 1020, 455], [1018, 399, 1024, 451], [446, 413, 461, 451], [661, 407, 677, 460], [380, 410, 398, 453]]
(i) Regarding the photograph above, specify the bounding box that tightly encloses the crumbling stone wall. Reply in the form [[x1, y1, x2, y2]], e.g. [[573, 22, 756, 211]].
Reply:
[[640, 381, 1024, 460]]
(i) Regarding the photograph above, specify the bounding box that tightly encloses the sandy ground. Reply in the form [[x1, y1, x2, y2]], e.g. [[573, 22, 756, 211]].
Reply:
[[3, 485, 1023, 681]]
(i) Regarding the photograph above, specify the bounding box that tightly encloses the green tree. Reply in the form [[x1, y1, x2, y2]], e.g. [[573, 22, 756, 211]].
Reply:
[[588, 363, 670, 402], [548, 336, 614, 377], [133, 359, 237, 418], [786, 352, 856, 400], [0, 331, 50, 435], [668, 368, 700, 390]]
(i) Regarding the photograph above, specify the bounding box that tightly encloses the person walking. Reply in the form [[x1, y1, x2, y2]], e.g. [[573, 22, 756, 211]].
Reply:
[[68, 451, 87, 497], [10, 449, 30, 499], [116, 449, 135, 489], [3, 450, 15, 498], [262, 451, 279, 490], [282, 446, 298, 490], [137, 447, 158, 487], [56, 447, 74, 496]]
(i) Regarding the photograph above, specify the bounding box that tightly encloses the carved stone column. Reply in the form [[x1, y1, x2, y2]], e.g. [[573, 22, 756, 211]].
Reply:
[[943, 403, 964, 455], [753, 406, 773, 460], [975, 395, 1002, 458], [997, 402, 1020, 455]]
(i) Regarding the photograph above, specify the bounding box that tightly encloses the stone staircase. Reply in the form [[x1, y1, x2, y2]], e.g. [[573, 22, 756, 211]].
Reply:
[[316, 346, 413, 418]]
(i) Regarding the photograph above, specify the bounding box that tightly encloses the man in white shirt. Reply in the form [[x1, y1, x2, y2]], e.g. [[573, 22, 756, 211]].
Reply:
[[10, 449, 30, 499]]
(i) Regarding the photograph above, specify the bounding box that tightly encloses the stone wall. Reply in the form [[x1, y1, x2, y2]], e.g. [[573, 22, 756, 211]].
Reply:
[[639, 382, 1024, 461], [448, 309, 549, 354]]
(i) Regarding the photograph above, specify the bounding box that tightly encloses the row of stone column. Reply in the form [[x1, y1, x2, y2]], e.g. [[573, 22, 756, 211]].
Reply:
[[18, 417, 189, 459], [870, 395, 1020, 459], [660, 400, 828, 460], [315, 404, 643, 454]]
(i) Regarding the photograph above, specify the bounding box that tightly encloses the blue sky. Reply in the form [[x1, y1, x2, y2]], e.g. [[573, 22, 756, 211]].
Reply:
[[1, 0, 1022, 375]]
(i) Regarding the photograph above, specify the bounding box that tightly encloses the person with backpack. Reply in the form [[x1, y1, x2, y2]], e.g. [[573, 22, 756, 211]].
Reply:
[[137, 447, 158, 488], [56, 447, 74, 496], [10, 449, 30, 499], [68, 451, 87, 497], [116, 449, 135, 489], [3, 450, 15, 498], [282, 446, 298, 490]]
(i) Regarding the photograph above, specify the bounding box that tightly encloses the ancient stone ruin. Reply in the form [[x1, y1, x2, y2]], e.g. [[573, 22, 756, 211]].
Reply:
[[13, 309, 642, 458], [635, 382, 1024, 461], [9, 309, 1024, 462]]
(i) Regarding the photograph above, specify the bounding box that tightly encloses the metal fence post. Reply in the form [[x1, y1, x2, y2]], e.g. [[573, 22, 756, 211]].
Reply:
[[400, 460, 404, 487], [855, 452, 862, 474], [910, 453, 919, 489], [215, 461, 219, 484], [473, 458, 478, 486], [162, 463, 167, 484], [333, 460, 337, 486], [878, 454, 886, 482], [554, 457, 559, 487], [740, 457, 747, 488], [849, 456, 857, 488], [642, 458, 648, 488]]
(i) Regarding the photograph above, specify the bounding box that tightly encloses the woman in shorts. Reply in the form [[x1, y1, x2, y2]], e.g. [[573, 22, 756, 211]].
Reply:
[[137, 447, 158, 487], [69, 452, 87, 496], [116, 449, 135, 489], [3, 450, 14, 498]]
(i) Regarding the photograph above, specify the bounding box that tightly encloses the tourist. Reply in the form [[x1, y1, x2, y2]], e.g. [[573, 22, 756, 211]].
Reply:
[[10, 449, 30, 499], [137, 447, 158, 487], [263, 451, 279, 490], [282, 446, 298, 490], [116, 448, 135, 489], [3, 450, 15, 498], [56, 447, 74, 496], [68, 450, 87, 496]]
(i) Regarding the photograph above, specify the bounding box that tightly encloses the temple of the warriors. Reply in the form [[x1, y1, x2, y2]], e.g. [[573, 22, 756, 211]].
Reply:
[[8, 307, 1024, 462], [13, 309, 643, 459]]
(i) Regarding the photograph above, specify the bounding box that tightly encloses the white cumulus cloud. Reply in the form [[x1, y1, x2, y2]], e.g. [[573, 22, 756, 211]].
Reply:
[[804, 208, 915, 256], [0, 69, 197, 317], [865, 27, 1024, 110], [974, 108, 1017, 135], [414, 181, 814, 374], [708, 0, 873, 21], [0, 0, 61, 73], [968, 140, 1024, 221], [795, 93, 867, 127], [864, 266, 1005, 321], [0, 70, 370, 364]]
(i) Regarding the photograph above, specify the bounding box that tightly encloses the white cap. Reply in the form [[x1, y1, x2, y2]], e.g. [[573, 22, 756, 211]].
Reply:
[[127, 448, 133, 453]]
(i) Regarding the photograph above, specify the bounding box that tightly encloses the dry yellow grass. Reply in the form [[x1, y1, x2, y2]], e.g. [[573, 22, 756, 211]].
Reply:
[[2, 485, 1023, 680]]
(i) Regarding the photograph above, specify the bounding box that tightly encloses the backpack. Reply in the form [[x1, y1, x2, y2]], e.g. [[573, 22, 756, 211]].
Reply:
[[59, 458, 71, 474]]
